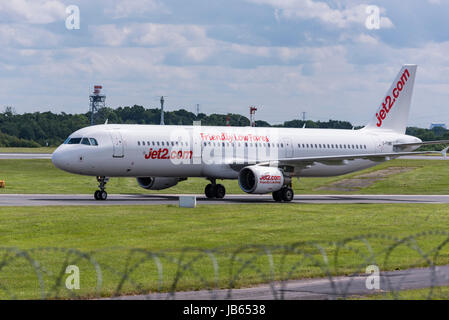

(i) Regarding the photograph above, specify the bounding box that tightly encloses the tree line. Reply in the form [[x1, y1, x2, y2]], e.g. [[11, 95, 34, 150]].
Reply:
[[0, 105, 446, 150]]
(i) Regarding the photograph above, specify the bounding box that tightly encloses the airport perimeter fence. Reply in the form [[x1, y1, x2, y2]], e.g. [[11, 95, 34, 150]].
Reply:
[[2, 231, 449, 300]]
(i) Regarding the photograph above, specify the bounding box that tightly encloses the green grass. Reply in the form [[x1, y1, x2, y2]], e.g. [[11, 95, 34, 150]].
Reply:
[[0, 158, 449, 194], [1, 204, 449, 299], [0, 147, 56, 153]]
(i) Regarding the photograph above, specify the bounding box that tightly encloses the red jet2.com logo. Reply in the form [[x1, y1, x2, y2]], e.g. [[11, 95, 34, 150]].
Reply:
[[144, 148, 193, 160], [259, 175, 282, 184], [376, 68, 410, 127]]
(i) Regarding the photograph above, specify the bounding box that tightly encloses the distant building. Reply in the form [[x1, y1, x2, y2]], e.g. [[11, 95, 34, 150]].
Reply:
[[430, 123, 447, 130]]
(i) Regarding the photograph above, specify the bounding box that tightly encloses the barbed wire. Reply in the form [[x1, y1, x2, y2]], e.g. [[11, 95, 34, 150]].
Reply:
[[1, 231, 449, 299]]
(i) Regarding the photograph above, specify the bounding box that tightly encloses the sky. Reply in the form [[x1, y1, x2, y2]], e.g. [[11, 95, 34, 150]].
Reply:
[[0, 0, 448, 127]]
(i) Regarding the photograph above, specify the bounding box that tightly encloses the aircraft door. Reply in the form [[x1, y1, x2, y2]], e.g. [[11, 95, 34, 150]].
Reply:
[[109, 130, 124, 158], [192, 129, 202, 164], [282, 137, 294, 158]]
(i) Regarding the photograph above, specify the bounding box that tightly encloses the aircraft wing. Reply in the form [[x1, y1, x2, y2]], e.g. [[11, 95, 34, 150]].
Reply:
[[257, 150, 445, 167], [393, 140, 449, 148]]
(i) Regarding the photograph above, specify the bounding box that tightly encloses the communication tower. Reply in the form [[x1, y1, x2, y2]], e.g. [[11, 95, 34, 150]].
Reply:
[[250, 106, 258, 127], [160, 96, 165, 125], [89, 85, 106, 125]]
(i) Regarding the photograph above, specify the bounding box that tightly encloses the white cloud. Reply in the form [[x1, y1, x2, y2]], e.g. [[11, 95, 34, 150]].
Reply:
[[91, 23, 210, 48], [0, 24, 59, 47], [0, 0, 66, 24], [104, 0, 169, 19], [247, 0, 394, 29]]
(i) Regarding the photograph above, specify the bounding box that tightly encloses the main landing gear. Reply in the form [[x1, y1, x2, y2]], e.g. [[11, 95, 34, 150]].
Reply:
[[272, 187, 294, 202], [94, 176, 109, 201], [205, 179, 226, 199]]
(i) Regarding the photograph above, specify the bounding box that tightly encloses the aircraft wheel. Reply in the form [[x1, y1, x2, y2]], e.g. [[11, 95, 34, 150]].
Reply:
[[215, 184, 226, 199], [281, 188, 294, 202], [94, 190, 101, 200], [272, 190, 282, 202], [100, 190, 108, 201], [205, 184, 216, 199]]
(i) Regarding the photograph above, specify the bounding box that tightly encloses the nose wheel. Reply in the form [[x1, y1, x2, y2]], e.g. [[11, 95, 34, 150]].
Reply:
[[94, 176, 109, 201], [94, 190, 108, 200]]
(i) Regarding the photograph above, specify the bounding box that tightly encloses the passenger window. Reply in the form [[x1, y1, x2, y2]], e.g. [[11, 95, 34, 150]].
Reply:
[[81, 138, 91, 145], [161, 141, 164, 146], [138, 141, 141, 146], [142, 141, 145, 146], [89, 138, 98, 146]]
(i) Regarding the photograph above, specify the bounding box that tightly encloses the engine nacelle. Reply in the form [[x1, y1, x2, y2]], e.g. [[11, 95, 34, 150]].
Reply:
[[137, 177, 183, 190], [238, 166, 285, 194]]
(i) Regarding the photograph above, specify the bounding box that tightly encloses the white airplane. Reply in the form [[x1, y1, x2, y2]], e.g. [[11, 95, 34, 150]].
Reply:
[[52, 65, 448, 201]]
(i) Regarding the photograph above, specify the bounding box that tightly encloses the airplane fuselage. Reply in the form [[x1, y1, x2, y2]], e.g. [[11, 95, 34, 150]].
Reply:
[[52, 124, 420, 178]]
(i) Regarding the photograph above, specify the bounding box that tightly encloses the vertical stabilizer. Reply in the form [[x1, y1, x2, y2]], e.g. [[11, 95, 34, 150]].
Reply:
[[364, 65, 417, 133]]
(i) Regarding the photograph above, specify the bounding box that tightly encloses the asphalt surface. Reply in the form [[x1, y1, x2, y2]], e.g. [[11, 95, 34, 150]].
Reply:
[[1, 193, 449, 206], [112, 265, 449, 300], [0, 153, 52, 159]]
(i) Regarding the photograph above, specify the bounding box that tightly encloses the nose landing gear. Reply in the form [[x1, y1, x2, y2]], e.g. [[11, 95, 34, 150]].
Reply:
[[94, 176, 109, 200]]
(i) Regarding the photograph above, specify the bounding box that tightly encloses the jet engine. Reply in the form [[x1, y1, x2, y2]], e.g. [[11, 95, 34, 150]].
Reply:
[[238, 166, 287, 194], [137, 177, 184, 190]]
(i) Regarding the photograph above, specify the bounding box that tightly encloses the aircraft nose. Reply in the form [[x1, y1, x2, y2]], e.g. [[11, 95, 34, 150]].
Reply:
[[52, 146, 70, 171]]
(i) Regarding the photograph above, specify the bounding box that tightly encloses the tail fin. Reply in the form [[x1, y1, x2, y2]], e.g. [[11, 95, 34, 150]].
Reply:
[[364, 64, 417, 133]]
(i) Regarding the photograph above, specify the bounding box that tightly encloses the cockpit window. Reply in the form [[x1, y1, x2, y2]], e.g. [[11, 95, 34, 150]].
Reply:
[[90, 138, 99, 146], [63, 137, 99, 146], [67, 138, 82, 144]]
